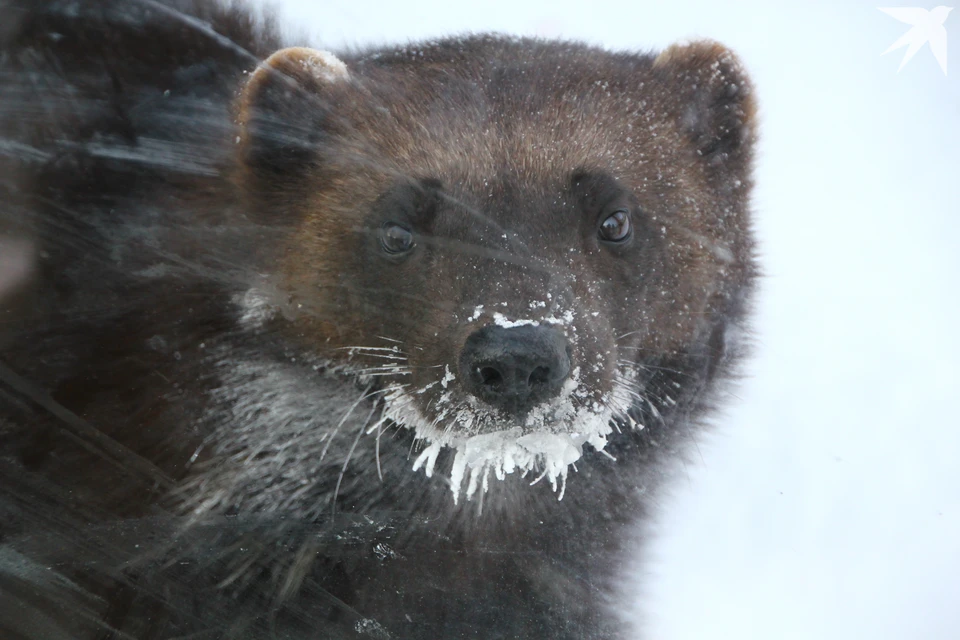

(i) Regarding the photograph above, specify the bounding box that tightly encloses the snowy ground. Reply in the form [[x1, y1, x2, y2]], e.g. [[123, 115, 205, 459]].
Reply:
[[274, 1, 960, 637]]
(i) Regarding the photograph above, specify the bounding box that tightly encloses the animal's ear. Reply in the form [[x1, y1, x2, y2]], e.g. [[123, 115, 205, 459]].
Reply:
[[237, 47, 350, 182], [653, 41, 757, 182]]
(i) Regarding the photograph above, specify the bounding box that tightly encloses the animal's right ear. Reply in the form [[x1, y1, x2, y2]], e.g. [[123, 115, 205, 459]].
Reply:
[[652, 41, 757, 187], [237, 47, 350, 181]]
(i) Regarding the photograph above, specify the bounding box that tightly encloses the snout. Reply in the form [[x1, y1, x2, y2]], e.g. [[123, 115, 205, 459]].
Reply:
[[458, 324, 571, 415]]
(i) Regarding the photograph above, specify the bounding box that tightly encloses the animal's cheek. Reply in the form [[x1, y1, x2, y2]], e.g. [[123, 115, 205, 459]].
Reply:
[[564, 321, 617, 394]]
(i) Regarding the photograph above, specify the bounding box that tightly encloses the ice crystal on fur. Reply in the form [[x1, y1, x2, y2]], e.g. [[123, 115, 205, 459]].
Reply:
[[386, 362, 641, 503]]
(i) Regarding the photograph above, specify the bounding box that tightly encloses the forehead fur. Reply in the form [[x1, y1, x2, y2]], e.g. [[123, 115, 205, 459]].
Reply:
[[334, 39, 688, 189], [239, 34, 756, 210]]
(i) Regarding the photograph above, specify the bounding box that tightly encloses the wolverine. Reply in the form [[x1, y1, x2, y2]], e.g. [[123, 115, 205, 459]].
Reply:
[[0, 0, 757, 638]]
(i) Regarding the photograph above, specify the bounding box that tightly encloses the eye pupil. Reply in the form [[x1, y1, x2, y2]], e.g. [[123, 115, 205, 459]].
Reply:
[[379, 222, 414, 255], [599, 210, 631, 242]]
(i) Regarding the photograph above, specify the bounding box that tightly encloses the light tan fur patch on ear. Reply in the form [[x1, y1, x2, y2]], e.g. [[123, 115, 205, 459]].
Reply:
[[652, 38, 758, 157], [239, 47, 348, 117], [653, 39, 739, 71], [267, 46, 349, 83], [258, 46, 348, 82], [653, 39, 756, 114], [236, 46, 350, 158]]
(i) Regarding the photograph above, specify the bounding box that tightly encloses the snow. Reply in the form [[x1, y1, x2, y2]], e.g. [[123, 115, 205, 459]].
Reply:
[[445, 426, 607, 504], [491, 312, 540, 328], [393, 356, 620, 504], [296, 49, 350, 82], [439, 365, 455, 389]]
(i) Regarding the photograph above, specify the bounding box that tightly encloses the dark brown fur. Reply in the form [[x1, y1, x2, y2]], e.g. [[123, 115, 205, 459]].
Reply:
[[0, 1, 757, 638]]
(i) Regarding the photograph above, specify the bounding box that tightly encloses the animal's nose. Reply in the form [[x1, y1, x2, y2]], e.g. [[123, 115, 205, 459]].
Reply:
[[458, 324, 571, 415]]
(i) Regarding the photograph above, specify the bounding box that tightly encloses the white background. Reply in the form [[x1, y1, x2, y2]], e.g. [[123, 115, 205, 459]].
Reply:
[[271, 1, 960, 637]]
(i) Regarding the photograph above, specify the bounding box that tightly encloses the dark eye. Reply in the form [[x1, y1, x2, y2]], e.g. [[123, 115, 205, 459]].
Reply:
[[379, 222, 415, 255], [598, 210, 631, 243]]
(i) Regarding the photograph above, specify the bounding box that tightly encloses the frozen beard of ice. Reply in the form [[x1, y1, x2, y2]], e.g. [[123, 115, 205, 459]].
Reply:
[[381, 307, 633, 505], [387, 374, 616, 504], [231, 290, 633, 506]]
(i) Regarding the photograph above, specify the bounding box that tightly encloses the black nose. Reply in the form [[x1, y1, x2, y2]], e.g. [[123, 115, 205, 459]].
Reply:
[[458, 324, 572, 415]]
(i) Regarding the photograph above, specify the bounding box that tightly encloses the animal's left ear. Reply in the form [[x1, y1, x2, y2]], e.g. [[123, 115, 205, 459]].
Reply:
[[236, 47, 351, 188], [653, 41, 757, 183]]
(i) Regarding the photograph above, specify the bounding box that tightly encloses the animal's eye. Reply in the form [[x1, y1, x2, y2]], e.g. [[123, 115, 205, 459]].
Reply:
[[379, 222, 415, 255], [598, 210, 631, 243]]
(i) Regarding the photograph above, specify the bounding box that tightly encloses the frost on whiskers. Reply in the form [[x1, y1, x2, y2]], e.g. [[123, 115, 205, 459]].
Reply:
[[412, 422, 613, 505], [391, 370, 615, 504], [217, 290, 638, 508], [381, 304, 634, 505]]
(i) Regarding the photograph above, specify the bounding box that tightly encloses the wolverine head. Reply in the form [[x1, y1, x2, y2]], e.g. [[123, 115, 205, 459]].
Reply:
[[234, 37, 756, 500]]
